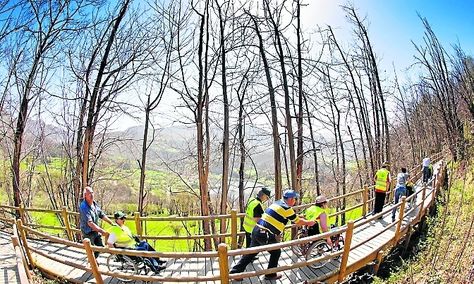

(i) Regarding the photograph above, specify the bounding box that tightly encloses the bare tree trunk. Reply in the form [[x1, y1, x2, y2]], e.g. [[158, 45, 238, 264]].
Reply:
[[264, 0, 297, 193], [249, 12, 282, 199], [216, 0, 230, 242]]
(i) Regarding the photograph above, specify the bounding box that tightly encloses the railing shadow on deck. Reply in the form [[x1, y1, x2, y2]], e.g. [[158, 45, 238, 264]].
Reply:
[[1, 156, 446, 283]]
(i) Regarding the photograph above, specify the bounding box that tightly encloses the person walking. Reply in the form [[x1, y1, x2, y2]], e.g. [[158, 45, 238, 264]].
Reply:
[[391, 167, 409, 222], [242, 187, 271, 248], [373, 162, 391, 218], [422, 157, 431, 183], [230, 189, 315, 281], [79, 186, 113, 258]]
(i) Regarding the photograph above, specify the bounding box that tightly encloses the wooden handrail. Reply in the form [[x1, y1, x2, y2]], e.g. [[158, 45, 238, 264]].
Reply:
[[1, 154, 442, 234], [8, 159, 444, 283]]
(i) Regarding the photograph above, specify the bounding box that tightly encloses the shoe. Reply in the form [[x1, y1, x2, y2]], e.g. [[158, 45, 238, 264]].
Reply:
[[264, 273, 282, 281], [156, 259, 167, 265]]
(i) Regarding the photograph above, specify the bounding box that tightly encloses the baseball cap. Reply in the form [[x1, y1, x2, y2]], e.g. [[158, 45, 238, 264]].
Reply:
[[259, 187, 272, 197], [283, 189, 299, 199], [114, 211, 127, 219]]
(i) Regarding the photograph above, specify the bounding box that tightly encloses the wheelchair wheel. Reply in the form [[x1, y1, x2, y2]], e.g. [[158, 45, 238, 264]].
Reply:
[[106, 254, 139, 282], [306, 240, 331, 269], [291, 231, 311, 258]]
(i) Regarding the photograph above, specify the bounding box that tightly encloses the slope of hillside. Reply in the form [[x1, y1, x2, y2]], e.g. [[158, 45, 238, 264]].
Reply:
[[374, 160, 474, 283]]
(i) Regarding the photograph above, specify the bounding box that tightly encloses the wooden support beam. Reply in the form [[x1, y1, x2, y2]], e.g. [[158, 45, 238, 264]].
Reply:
[[338, 221, 354, 282], [395, 197, 407, 243], [230, 209, 237, 250], [62, 206, 73, 241], [218, 243, 230, 284], [362, 185, 368, 217], [134, 212, 142, 236], [372, 250, 384, 274], [83, 239, 104, 284], [16, 220, 34, 268]]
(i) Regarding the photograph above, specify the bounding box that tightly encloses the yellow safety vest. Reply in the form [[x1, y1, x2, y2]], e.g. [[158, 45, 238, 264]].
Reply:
[[305, 205, 327, 232], [108, 224, 136, 248], [243, 198, 263, 233], [375, 168, 390, 192]]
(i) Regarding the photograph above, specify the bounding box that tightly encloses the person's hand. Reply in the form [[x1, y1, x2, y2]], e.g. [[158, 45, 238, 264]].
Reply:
[[306, 220, 316, 227], [326, 237, 333, 247]]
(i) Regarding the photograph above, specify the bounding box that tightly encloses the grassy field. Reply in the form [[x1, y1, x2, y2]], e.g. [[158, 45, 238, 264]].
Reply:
[[27, 203, 364, 252]]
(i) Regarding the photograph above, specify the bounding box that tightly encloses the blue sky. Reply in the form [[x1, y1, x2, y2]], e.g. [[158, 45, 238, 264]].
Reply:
[[304, 0, 474, 75]]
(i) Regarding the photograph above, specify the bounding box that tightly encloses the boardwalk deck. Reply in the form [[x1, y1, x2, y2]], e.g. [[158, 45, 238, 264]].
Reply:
[[0, 230, 20, 284], [2, 161, 443, 284]]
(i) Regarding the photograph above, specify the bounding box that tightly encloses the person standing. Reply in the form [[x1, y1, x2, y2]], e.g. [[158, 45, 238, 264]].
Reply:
[[422, 157, 431, 183], [391, 167, 409, 222], [230, 189, 315, 281], [373, 162, 391, 218], [79, 186, 113, 258], [242, 187, 271, 248]]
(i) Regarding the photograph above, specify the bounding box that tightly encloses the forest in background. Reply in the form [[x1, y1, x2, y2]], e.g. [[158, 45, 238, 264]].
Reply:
[[0, 0, 473, 252]]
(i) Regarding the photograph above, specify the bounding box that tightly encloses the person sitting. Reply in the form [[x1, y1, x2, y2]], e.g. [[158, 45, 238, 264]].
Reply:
[[107, 211, 166, 272], [305, 195, 332, 246]]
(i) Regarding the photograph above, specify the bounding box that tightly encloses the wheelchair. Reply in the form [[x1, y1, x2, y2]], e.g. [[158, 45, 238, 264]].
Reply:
[[106, 252, 163, 282], [292, 224, 344, 269]]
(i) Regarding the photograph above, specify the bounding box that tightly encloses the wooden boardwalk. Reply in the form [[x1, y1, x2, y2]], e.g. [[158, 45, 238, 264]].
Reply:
[[1, 160, 444, 284], [0, 230, 21, 283]]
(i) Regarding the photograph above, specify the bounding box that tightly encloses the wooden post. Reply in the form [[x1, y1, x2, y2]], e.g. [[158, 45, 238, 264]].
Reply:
[[16, 220, 34, 268], [19, 205, 26, 227], [218, 243, 230, 284], [11, 235, 32, 280], [83, 239, 104, 284], [394, 197, 406, 243], [417, 185, 427, 222], [62, 206, 73, 241], [134, 212, 142, 236], [338, 221, 354, 283], [230, 209, 237, 249], [362, 185, 368, 217], [403, 224, 413, 255], [372, 250, 384, 274]]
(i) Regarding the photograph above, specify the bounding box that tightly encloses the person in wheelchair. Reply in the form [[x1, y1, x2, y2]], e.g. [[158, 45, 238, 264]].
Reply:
[[305, 195, 332, 246], [107, 211, 166, 272]]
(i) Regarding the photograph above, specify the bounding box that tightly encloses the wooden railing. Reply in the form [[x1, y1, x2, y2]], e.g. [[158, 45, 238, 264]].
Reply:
[[0, 153, 443, 252], [6, 157, 446, 283]]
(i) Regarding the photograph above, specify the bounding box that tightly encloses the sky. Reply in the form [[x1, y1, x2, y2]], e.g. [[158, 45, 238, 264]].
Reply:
[[303, 0, 474, 76]]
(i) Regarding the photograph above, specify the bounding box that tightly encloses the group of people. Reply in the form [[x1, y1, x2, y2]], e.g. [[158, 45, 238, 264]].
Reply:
[[78, 157, 433, 279], [373, 157, 433, 222], [232, 188, 332, 280], [232, 157, 434, 280], [79, 186, 166, 271]]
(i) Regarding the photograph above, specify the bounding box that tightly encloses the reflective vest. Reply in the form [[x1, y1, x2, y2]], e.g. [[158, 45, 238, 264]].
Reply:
[[305, 205, 326, 232], [108, 224, 136, 248], [243, 198, 263, 233], [375, 168, 390, 192]]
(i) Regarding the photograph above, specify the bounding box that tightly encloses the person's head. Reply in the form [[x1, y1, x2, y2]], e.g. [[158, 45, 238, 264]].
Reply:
[[283, 189, 299, 206], [83, 186, 94, 204], [382, 161, 390, 169], [257, 187, 271, 202], [315, 195, 328, 207], [114, 211, 127, 225], [401, 167, 407, 173]]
